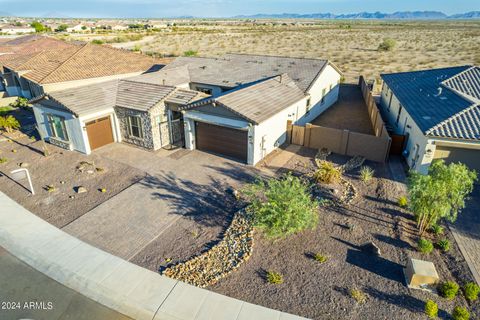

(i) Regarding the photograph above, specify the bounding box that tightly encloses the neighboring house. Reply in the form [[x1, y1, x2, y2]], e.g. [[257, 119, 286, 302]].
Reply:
[[30, 53, 342, 165], [66, 24, 89, 33], [0, 35, 167, 98], [112, 25, 129, 31], [0, 26, 35, 34], [380, 66, 480, 174]]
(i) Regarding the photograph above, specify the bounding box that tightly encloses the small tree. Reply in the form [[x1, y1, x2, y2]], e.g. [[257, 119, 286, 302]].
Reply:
[[243, 173, 318, 238], [408, 160, 477, 234], [31, 21, 46, 33], [56, 24, 68, 32], [378, 38, 396, 51]]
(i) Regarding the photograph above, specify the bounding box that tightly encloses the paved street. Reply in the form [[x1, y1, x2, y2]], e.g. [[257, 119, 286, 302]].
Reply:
[[0, 246, 131, 320]]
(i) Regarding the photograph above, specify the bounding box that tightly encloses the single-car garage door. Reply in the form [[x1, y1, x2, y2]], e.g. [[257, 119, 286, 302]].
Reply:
[[433, 146, 480, 172], [86, 116, 114, 151], [195, 121, 248, 163]]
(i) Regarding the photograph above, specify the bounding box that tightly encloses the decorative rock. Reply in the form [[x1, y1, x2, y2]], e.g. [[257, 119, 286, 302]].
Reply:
[[363, 242, 381, 256], [18, 162, 29, 168], [60, 181, 66, 184], [69, 195, 75, 199], [86, 170, 94, 174], [75, 186, 87, 194], [162, 209, 254, 288]]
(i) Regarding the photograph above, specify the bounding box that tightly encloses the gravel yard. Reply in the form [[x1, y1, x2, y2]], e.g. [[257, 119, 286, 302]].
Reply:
[[209, 147, 479, 320]]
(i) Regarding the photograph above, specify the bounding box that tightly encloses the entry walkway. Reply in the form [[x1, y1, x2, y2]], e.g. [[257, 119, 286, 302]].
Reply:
[[0, 192, 307, 320]]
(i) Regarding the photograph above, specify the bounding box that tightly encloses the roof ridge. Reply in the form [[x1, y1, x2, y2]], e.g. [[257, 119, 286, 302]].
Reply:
[[225, 52, 328, 62], [119, 78, 175, 88], [381, 65, 472, 77], [426, 103, 478, 135], [35, 43, 88, 83], [441, 65, 476, 86]]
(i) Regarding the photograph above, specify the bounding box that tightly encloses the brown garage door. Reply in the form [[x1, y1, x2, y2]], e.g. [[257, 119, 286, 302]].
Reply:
[[433, 146, 480, 172], [195, 121, 248, 163], [86, 116, 114, 151]]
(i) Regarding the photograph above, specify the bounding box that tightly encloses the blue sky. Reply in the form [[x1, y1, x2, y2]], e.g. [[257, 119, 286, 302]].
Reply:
[[1, 0, 479, 18]]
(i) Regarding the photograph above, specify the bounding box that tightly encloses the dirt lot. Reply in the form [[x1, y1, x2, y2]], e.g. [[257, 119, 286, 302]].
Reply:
[[210, 147, 479, 319], [0, 129, 143, 228], [63, 20, 480, 82]]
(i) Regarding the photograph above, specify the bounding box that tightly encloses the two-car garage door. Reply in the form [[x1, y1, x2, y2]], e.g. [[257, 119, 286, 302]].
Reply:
[[195, 121, 248, 163], [433, 145, 480, 173]]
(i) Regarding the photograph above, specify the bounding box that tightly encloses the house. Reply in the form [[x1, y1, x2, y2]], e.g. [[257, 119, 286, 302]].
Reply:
[[30, 53, 342, 165], [0, 26, 35, 34], [0, 35, 167, 98], [66, 24, 90, 33], [380, 66, 480, 174]]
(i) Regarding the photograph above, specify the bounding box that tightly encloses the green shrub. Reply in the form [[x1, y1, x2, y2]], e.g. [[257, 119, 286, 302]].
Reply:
[[314, 161, 341, 184], [378, 38, 396, 51], [8, 97, 29, 109], [359, 166, 374, 183], [431, 224, 444, 236], [438, 281, 459, 300], [397, 196, 408, 207], [313, 253, 328, 263], [0, 157, 7, 164], [91, 39, 104, 45], [0, 115, 20, 133], [452, 306, 470, 320], [183, 50, 198, 57], [350, 288, 367, 304], [463, 282, 480, 302], [425, 300, 438, 319], [243, 174, 318, 238], [417, 238, 434, 254], [266, 271, 283, 284], [437, 239, 450, 252]]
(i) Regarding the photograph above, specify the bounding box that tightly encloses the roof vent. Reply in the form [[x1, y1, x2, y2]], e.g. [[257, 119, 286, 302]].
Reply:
[[423, 116, 432, 120]]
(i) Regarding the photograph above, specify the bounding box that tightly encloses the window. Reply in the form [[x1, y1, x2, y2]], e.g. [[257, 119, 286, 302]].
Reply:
[[321, 88, 327, 103], [395, 104, 403, 126], [47, 114, 68, 141], [305, 97, 311, 113], [127, 116, 143, 138], [196, 86, 212, 95]]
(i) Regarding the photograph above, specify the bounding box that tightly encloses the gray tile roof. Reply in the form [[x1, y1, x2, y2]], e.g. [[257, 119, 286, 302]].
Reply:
[[381, 66, 480, 141], [126, 65, 191, 87], [116, 80, 175, 111], [164, 88, 209, 105], [442, 66, 480, 103], [183, 74, 306, 124], [163, 54, 329, 92], [31, 80, 119, 116]]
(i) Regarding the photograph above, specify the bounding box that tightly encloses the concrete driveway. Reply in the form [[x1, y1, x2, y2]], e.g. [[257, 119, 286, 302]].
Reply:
[[62, 144, 258, 261]]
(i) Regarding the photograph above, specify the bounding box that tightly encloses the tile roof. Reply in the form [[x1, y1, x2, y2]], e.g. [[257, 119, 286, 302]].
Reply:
[[30, 80, 119, 117], [163, 54, 330, 92], [381, 65, 480, 141], [126, 65, 190, 87], [183, 74, 306, 124], [116, 80, 175, 111], [442, 66, 480, 103], [164, 88, 209, 105]]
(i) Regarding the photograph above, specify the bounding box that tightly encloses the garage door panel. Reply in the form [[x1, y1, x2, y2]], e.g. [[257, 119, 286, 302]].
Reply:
[[434, 146, 480, 172], [195, 122, 248, 162], [86, 116, 114, 151]]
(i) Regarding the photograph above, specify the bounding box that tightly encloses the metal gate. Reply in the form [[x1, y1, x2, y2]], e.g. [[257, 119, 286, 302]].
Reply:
[[170, 119, 184, 147]]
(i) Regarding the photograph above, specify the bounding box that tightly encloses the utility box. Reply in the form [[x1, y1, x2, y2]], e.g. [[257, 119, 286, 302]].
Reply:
[[404, 258, 440, 289]]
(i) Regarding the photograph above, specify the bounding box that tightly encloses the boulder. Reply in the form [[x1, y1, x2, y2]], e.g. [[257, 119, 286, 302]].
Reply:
[[363, 242, 381, 256], [75, 186, 87, 194]]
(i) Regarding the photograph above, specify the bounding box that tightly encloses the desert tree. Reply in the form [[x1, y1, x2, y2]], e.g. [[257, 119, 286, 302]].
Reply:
[[408, 160, 476, 235]]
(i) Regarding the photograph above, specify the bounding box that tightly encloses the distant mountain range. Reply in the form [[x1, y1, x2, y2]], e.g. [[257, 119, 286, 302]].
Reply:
[[233, 11, 480, 20]]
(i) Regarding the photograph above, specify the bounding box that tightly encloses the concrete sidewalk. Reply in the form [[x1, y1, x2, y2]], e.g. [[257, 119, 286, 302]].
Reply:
[[0, 191, 307, 320]]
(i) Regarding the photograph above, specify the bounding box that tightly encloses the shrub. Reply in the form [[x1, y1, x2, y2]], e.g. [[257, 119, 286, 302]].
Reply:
[[350, 288, 367, 304], [313, 253, 328, 263], [418, 238, 434, 254], [184, 50, 198, 57], [431, 224, 444, 236], [397, 196, 408, 207], [378, 38, 396, 51], [266, 271, 283, 284], [452, 306, 470, 320], [425, 300, 438, 319], [438, 281, 459, 300], [8, 97, 29, 109], [243, 174, 318, 238], [91, 39, 104, 45], [359, 166, 374, 183], [463, 282, 480, 302], [437, 239, 450, 252], [0, 157, 7, 164], [0, 115, 20, 133], [314, 161, 341, 184]]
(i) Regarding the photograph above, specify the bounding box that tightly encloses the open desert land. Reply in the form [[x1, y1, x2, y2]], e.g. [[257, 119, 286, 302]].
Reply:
[[61, 20, 480, 82]]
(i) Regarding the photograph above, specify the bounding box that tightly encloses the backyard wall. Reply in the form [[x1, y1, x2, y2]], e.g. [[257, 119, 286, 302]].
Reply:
[[287, 77, 391, 163]]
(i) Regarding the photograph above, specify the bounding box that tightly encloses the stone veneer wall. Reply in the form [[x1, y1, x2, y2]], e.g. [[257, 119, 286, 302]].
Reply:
[[115, 106, 154, 150]]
